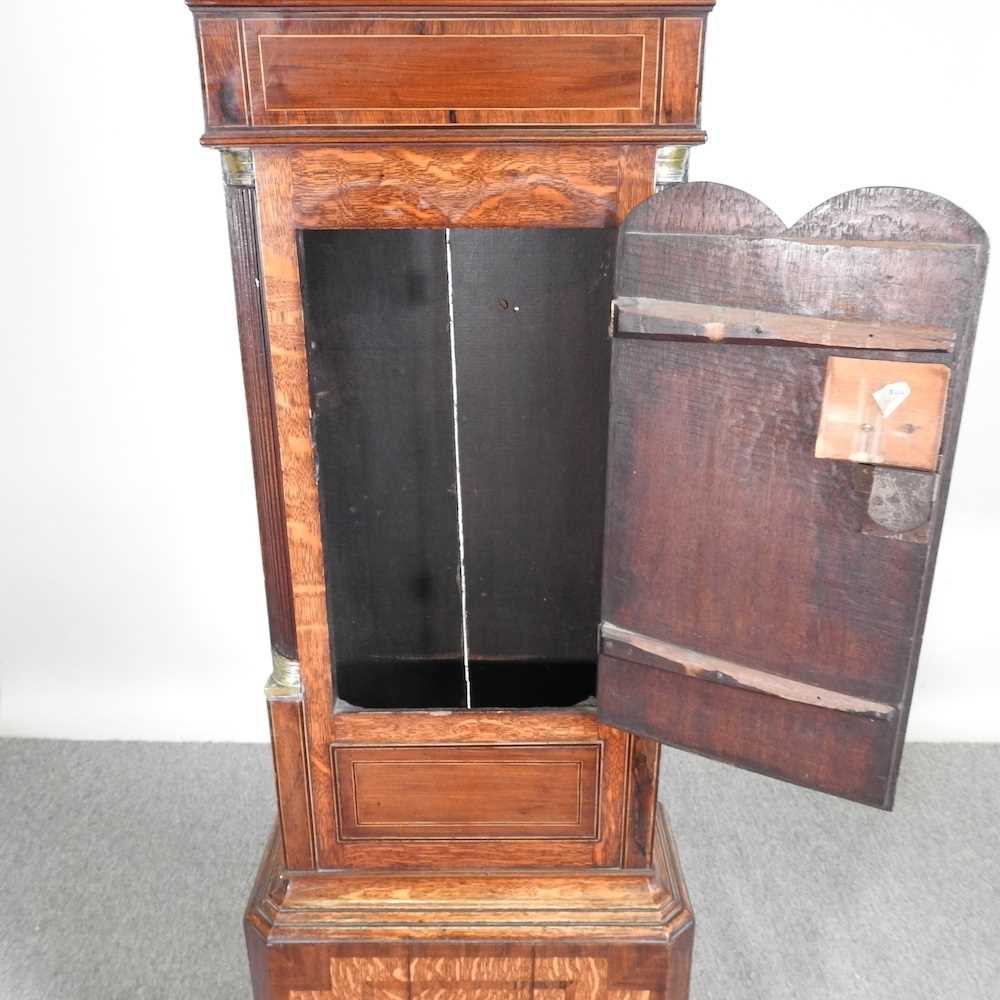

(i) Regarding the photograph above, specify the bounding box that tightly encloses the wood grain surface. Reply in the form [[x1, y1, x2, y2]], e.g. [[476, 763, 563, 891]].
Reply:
[[814, 357, 951, 471], [622, 735, 660, 868], [613, 296, 957, 351], [660, 17, 704, 124], [600, 182, 988, 809], [247, 131, 662, 867], [601, 623, 898, 720], [243, 18, 659, 127], [600, 653, 898, 805], [330, 719, 629, 869], [198, 17, 248, 126], [269, 699, 316, 869], [333, 744, 600, 840], [190, 8, 710, 143], [248, 806, 693, 936], [290, 145, 654, 229], [252, 142, 658, 867], [244, 807, 693, 997], [255, 151, 340, 863]]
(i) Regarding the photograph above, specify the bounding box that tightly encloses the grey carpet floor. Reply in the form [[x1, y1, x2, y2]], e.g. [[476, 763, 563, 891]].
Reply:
[[0, 741, 997, 1000]]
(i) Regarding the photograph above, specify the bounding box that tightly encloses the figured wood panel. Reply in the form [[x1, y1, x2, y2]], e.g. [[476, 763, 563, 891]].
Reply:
[[334, 745, 600, 840], [660, 17, 704, 125], [815, 357, 951, 471], [600, 183, 988, 809], [411, 955, 532, 1000], [274, 950, 679, 1000], [290, 145, 650, 229], [243, 18, 660, 127], [199, 17, 248, 126], [290, 955, 409, 1000]]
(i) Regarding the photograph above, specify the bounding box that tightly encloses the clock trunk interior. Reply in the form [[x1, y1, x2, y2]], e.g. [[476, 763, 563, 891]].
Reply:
[[301, 227, 615, 711]]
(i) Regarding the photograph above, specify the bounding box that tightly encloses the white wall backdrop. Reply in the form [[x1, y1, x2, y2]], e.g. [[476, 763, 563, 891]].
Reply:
[[0, 1, 996, 742]]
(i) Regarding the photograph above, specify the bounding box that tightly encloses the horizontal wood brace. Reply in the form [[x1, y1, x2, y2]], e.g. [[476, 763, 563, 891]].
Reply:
[[611, 296, 956, 351], [600, 622, 898, 720]]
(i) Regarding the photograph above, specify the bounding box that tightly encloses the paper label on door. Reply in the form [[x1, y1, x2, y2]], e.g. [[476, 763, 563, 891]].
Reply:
[[872, 381, 911, 418]]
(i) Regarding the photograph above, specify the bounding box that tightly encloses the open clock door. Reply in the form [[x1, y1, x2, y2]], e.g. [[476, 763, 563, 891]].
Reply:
[[598, 183, 988, 808]]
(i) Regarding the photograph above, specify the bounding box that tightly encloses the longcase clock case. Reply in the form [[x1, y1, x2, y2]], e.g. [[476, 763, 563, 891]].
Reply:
[[185, 3, 988, 999]]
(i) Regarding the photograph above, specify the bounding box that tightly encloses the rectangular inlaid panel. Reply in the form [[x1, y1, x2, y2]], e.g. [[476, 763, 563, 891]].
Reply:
[[243, 18, 660, 126], [333, 744, 601, 839]]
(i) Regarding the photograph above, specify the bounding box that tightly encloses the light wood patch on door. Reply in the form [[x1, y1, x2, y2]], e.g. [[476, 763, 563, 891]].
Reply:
[[815, 357, 950, 471]]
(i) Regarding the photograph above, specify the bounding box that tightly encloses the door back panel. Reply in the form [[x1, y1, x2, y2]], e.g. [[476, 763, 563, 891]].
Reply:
[[599, 183, 988, 808]]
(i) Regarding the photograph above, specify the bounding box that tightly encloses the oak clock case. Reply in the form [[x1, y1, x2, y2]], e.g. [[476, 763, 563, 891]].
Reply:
[[186, 3, 988, 999]]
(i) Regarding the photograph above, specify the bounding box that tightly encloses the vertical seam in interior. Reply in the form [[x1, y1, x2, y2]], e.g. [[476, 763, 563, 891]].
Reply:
[[445, 228, 472, 708]]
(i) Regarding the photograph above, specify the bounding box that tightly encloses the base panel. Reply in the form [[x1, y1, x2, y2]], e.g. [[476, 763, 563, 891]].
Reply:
[[245, 806, 694, 1000]]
